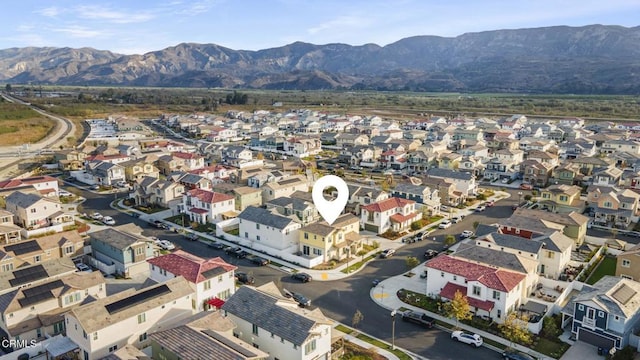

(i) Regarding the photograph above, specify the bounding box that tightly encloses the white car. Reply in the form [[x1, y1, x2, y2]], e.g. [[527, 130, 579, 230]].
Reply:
[[58, 190, 72, 197], [501, 178, 510, 184], [90, 212, 103, 220], [438, 220, 452, 229], [157, 240, 175, 250], [76, 263, 92, 272], [451, 331, 483, 347], [475, 205, 486, 212], [460, 230, 474, 239], [440, 205, 449, 212], [102, 216, 116, 226]]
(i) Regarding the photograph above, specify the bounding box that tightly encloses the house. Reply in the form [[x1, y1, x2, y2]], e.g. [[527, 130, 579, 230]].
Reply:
[[587, 187, 640, 228], [266, 196, 319, 225], [538, 184, 584, 214], [89, 227, 155, 277], [5, 191, 74, 231], [391, 182, 441, 215], [360, 197, 420, 234], [425, 254, 527, 323], [148, 311, 268, 360], [552, 163, 582, 185], [181, 188, 236, 224], [65, 276, 195, 360], [615, 244, 640, 280], [498, 208, 589, 246], [221, 283, 333, 360], [132, 177, 185, 209], [173, 172, 212, 191], [238, 206, 302, 251], [212, 183, 263, 211], [283, 137, 322, 157], [0, 257, 78, 296], [299, 214, 362, 262], [0, 209, 21, 244], [565, 276, 640, 350], [261, 175, 308, 203], [0, 230, 84, 271], [85, 161, 126, 186], [521, 159, 554, 188], [593, 166, 624, 187], [0, 271, 105, 347], [148, 250, 236, 312], [336, 133, 369, 147], [0, 175, 60, 198], [119, 158, 160, 182], [601, 139, 640, 155], [422, 177, 462, 207], [426, 168, 477, 197]]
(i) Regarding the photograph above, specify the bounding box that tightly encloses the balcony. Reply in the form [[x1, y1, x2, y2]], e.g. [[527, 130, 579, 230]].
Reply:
[[582, 316, 596, 329]]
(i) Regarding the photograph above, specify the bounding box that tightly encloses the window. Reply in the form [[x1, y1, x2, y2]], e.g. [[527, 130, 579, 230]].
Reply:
[[453, 275, 457, 281], [252, 324, 258, 335], [136, 247, 143, 256], [256, 235, 260, 241], [305, 339, 317, 355], [492, 291, 501, 300], [34, 255, 41, 263], [472, 286, 481, 296], [598, 311, 604, 318], [64, 245, 74, 255], [256, 224, 260, 230], [578, 304, 584, 311], [281, 337, 285, 343], [137, 313, 146, 324], [93, 332, 98, 340], [1, 263, 13, 272], [559, 195, 568, 202], [497, 309, 501, 318], [108, 345, 118, 352], [440, 272, 444, 277], [304, 233, 309, 239], [547, 251, 555, 259], [139, 333, 147, 342], [218, 275, 223, 283], [614, 315, 620, 321], [204, 280, 211, 290], [622, 259, 631, 268]]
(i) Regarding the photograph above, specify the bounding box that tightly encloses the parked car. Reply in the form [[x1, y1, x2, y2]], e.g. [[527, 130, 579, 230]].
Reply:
[[460, 230, 474, 239], [208, 242, 226, 249], [152, 220, 167, 229], [438, 220, 452, 229], [475, 205, 486, 212], [502, 349, 537, 360], [248, 255, 270, 266], [185, 233, 199, 241], [451, 331, 483, 347], [440, 205, 449, 212], [90, 184, 100, 190], [116, 181, 128, 188], [58, 190, 72, 197], [235, 272, 255, 285], [424, 249, 439, 259], [451, 216, 464, 224], [413, 232, 425, 242], [486, 200, 495, 207], [292, 293, 311, 307], [102, 216, 116, 226], [75, 263, 92, 272], [234, 250, 250, 259], [380, 249, 396, 258], [90, 212, 103, 220], [291, 272, 313, 282], [129, 212, 140, 218], [400, 309, 435, 328], [519, 183, 533, 190], [157, 240, 175, 250], [501, 178, 510, 184], [226, 246, 242, 255]]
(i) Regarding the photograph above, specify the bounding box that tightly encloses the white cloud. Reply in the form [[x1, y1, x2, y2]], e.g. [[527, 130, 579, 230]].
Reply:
[[35, 6, 60, 17], [52, 26, 104, 39], [74, 5, 154, 24], [175, 0, 219, 15]]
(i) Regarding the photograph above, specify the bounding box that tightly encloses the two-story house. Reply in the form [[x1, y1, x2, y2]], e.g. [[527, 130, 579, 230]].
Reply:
[[592, 166, 624, 187], [499, 208, 589, 246], [538, 184, 584, 214], [237, 206, 302, 251], [221, 283, 333, 360], [0, 175, 60, 198], [299, 213, 362, 262], [212, 183, 263, 211], [181, 188, 236, 224], [261, 175, 308, 203], [587, 187, 640, 228], [89, 227, 155, 277], [119, 158, 160, 182], [391, 182, 441, 215], [266, 196, 319, 225], [0, 230, 84, 271], [132, 176, 185, 209], [0, 271, 105, 347], [148, 250, 236, 312], [0, 209, 21, 244], [85, 161, 126, 186], [65, 276, 195, 360], [5, 191, 73, 231], [520, 159, 554, 188], [566, 276, 640, 350], [360, 197, 420, 234], [425, 254, 527, 323], [426, 168, 477, 197], [615, 244, 640, 281]]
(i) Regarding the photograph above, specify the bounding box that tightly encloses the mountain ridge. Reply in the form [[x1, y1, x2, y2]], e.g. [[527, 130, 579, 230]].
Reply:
[[2, 24, 640, 94]]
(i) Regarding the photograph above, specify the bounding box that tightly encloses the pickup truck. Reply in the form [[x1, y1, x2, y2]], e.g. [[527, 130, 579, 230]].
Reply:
[[400, 310, 436, 328]]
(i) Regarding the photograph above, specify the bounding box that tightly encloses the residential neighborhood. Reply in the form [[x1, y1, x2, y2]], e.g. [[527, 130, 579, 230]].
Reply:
[[2, 110, 640, 360]]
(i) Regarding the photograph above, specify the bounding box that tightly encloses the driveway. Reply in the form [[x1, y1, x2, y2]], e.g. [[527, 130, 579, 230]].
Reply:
[[560, 341, 606, 360]]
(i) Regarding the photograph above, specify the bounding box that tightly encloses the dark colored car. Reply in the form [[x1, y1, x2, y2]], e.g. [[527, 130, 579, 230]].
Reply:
[[400, 310, 436, 328], [235, 250, 250, 259], [235, 272, 255, 285], [185, 233, 199, 241], [502, 350, 536, 360], [153, 220, 167, 229], [226, 246, 242, 254], [292, 293, 311, 307], [291, 272, 312, 282], [424, 249, 438, 259], [248, 256, 270, 266], [129, 212, 140, 218], [208, 242, 226, 249]]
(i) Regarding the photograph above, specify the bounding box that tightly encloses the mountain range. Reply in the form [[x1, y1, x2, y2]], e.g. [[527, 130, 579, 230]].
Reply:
[[2, 25, 640, 94]]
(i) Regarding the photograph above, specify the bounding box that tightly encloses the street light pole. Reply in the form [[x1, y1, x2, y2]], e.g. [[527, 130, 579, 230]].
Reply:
[[391, 309, 397, 350], [518, 191, 523, 206]]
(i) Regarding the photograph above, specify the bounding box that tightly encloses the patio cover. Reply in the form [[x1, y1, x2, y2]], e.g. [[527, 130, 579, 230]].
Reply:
[[45, 336, 79, 357], [520, 300, 548, 315]]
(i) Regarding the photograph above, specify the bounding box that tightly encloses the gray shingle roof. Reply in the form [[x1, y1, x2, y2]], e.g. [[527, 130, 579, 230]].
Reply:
[[238, 206, 295, 230], [427, 168, 473, 180], [480, 232, 543, 254], [5, 191, 46, 208], [221, 286, 316, 346], [267, 197, 313, 212], [574, 276, 640, 319], [90, 228, 144, 250], [454, 244, 529, 273], [393, 183, 427, 195]]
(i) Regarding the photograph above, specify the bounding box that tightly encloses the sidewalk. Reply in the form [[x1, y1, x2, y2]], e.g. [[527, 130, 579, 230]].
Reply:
[[369, 262, 553, 360]]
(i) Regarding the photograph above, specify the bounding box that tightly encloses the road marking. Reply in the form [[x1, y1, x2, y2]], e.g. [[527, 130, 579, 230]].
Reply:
[[321, 273, 328, 280], [372, 293, 389, 299]]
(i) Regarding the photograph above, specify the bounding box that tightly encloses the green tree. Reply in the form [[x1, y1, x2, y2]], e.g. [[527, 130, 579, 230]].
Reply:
[[5, 84, 11, 92], [542, 316, 560, 338], [499, 312, 533, 347], [352, 309, 364, 330], [444, 290, 471, 328], [444, 235, 456, 247], [410, 221, 422, 231], [405, 256, 419, 270]]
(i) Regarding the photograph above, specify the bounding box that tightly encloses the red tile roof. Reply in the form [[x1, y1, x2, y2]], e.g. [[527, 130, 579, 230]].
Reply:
[[189, 207, 208, 214], [390, 212, 419, 223], [426, 255, 525, 292], [362, 197, 415, 213], [172, 151, 202, 160], [85, 154, 128, 161], [0, 175, 58, 189], [187, 188, 234, 204], [147, 250, 236, 284], [439, 282, 495, 311]]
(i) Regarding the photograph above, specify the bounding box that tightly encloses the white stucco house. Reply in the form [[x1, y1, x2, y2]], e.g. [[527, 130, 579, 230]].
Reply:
[[237, 206, 302, 251]]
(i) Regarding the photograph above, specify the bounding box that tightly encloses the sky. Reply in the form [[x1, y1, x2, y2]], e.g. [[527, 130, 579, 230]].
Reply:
[[2, 0, 640, 55]]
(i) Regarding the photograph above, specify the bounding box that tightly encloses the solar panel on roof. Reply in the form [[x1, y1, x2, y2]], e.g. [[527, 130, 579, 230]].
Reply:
[[612, 284, 637, 305], [105, 284, 171, 314], [279, 178, 301, 185], [22, 279, 64, 297], [19, 291, 54, 307], [5, 241, 42, 256], [10, 265, 47, 287], [201, 267, 225, 279], [202, 329, 258, 357]]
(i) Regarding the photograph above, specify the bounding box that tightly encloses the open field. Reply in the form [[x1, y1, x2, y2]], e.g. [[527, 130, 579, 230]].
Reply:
[[0, 102, 56, 146]]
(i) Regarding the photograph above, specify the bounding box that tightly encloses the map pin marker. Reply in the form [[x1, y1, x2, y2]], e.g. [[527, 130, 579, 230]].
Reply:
[[312, 175, 350, 225]]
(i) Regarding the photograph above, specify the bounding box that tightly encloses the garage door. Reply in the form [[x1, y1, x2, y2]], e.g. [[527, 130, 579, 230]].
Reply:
[[577, 328, 616, 349]]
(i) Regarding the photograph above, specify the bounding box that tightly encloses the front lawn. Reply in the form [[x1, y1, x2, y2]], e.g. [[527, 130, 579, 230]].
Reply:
[[586, 256, 617, 285]]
